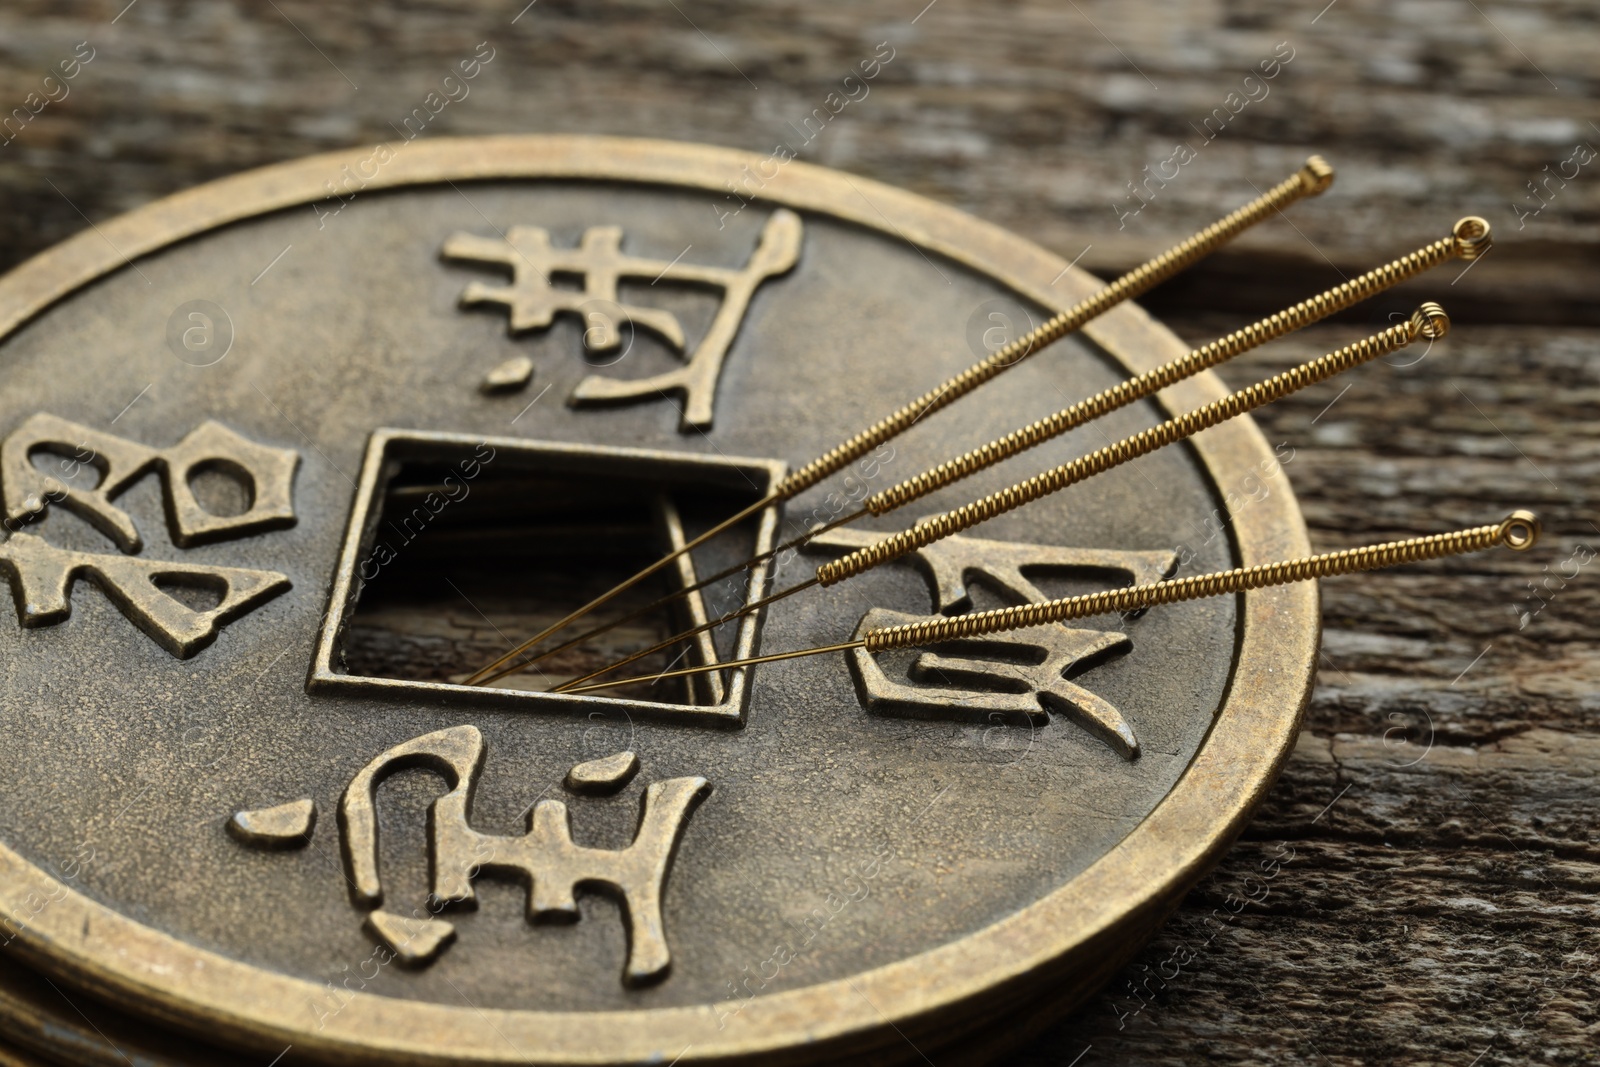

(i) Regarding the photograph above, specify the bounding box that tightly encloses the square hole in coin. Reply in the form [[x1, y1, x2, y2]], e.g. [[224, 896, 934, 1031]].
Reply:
[[310, 430, 784, 723]]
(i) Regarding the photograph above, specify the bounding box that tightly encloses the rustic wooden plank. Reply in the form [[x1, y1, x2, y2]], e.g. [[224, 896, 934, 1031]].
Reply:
[[1017, 730, 1600, 1067], [2, 1, 1596, 316], [1014, 321, 1600, 1066]]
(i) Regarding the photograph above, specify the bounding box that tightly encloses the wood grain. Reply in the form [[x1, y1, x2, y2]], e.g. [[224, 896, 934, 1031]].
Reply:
[[0, 2, 1594, 1064]]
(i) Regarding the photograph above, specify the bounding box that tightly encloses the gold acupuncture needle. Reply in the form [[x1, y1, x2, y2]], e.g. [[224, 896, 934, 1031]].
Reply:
[[858, 220, 1487, 517], [500, 216, 1492, 680], [470, 510, 862, 687], [550, 304, 1448, 694], [462, 156, 1337, 687], [557, 510, 1541, 696]]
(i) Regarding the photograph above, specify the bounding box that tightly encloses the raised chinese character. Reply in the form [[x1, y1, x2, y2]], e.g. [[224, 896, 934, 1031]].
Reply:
[[806, 527, 1177, 758], [0, 414, 296, 656], [246, 726, 712, 985], [444, 210, 802, 431]]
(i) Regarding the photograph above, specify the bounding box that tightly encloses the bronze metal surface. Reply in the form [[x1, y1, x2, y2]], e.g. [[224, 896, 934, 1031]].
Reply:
[[0, 136, 1318, 1064]]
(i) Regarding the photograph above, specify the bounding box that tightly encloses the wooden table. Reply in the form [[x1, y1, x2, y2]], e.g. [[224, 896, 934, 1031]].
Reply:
[[0, 2, 1593, 1064]]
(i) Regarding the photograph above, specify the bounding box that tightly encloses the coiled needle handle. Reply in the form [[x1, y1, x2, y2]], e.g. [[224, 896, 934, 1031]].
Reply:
[[561, 512, 1542, 695], [867, 511, 1541, 650], [865, 217, 1490, 516], [818, 303, 1451, 586]]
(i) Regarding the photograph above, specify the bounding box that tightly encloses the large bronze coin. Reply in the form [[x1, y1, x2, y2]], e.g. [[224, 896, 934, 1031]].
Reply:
[[0, 136, 1315, 1064]]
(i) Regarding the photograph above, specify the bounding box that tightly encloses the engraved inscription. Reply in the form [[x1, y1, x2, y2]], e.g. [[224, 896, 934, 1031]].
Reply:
[[2, 412, 158, 553], [157, 420, 299, 547], [807, 527, 1177, 758], [850, 606, 1140, 758], [0, 532, 290, 658], [233, 726, 711, 986], [565, 750, 640, 795], [2, 414, 298, 550], [0, 415, 298, 656], [480, 355, 534, 394], [227, 799, 316, 849], [444, 210, 802, 431]]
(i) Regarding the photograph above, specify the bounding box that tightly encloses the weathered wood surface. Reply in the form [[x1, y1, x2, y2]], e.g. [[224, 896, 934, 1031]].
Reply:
[[0, 2, 1595, 1064]]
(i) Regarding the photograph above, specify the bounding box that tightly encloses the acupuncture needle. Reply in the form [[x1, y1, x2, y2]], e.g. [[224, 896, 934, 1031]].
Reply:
[[460, 156, 1336, 687], [475, 218, 1490, 685], [557, 510, 1542, 696], [551, 304, 1449, 693]]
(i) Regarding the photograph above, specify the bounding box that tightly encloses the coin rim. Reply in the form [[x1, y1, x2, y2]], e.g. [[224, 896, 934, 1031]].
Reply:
[[0, 135, 1317, 1064]]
